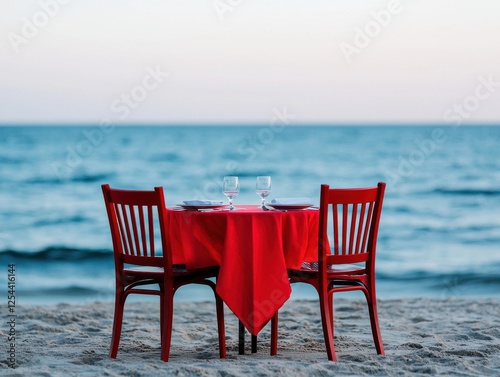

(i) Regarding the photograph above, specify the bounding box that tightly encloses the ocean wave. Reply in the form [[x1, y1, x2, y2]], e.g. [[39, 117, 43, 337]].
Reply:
[[18, 286, 102, 297], [26, 172, 114, 185], [0, 247, 112, 262], [433, 188, 500, 196], [229, 170, 280, 178], [71, 173, 114, 183], [377, 270, 500, 286], [148, 152, 184, 163], [33, 215, 89, 227], [0, 156, 25, 164], [25, 176, 66, 185], [413, 224, 499, 234]]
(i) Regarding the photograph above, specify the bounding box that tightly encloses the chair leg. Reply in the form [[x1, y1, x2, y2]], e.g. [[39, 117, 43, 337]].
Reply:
[[215, 294, 226, 359], [109, 292, 125, 358], [366, 288, 385, 355], [319, 290, 337, 361], [270, 311, 278, 356], [328, 292, 334, 333], [160, 291, 174, 362], [238, 320, 245, 355], [159, 294, 164, 344]]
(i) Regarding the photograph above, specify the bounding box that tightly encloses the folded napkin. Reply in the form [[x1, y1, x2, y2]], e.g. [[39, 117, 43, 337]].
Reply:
[[270, 197, 312, 205], [183, 200, 224, 205]]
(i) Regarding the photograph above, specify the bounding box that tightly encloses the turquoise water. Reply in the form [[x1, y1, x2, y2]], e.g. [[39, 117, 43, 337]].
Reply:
[[1, 125, 499, 304]]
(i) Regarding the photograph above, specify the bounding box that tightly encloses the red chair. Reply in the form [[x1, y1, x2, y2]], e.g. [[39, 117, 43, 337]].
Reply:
[[101, 184, 226, 361], [271, 182, 386, 361]]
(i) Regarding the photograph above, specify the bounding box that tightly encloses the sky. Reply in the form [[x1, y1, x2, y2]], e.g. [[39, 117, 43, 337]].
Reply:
[[1, 0, 500, 125]]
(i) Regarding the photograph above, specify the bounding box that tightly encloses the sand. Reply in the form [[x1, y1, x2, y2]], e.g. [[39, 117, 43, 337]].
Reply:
[[1, 297, 500, 376]]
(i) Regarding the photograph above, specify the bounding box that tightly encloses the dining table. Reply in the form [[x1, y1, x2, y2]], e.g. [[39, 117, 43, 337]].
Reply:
[[167, 204, 319, 337]]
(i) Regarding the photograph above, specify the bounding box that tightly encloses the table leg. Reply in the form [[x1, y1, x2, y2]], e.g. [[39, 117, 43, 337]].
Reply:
[[251, 334, 257, 353], [238, 320, 258, 354], [238, 321, 245, 355]]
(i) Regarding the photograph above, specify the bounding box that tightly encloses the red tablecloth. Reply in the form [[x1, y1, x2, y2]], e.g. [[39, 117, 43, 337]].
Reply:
[[167, 205, 319, 335]]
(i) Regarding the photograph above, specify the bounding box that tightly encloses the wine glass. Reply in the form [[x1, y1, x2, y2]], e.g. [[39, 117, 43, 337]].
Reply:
[[256, 176, 271, 209], [222, 176, 239, 210]]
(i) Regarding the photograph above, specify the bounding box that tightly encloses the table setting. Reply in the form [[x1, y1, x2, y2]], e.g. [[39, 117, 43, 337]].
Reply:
[[173, 176, 317, 212]]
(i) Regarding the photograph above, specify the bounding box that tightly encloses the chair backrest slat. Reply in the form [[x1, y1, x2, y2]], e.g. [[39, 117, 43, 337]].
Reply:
[[123, 204, 137, 256], [148, 205, 155, 257], [115, 204, 130, 255], [361, 201, 374, 253], [348, 203, 357, 255], [332, 204, 339, 255], [342, 204, 348, 254], [129, 205, 142, 256], [138, 205, 148, 256], [354, 202, 366, 254]]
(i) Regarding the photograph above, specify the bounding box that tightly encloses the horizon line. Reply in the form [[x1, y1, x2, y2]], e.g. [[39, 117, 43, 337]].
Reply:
[[1, 122, 500, 127]]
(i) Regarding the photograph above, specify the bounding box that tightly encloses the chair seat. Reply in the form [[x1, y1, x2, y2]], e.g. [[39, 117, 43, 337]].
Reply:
[[289, 261, 366, 276], [124, 266, 164, 276], [124, 264, 219, 277]]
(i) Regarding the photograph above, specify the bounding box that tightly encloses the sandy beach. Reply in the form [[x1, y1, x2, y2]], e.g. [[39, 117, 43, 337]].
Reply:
[[1, 297, 499, 376]]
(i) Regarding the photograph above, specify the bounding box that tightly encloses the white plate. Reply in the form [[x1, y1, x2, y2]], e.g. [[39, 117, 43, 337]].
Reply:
[[175, 204, 226, 210], [266, 203, 314, 210]]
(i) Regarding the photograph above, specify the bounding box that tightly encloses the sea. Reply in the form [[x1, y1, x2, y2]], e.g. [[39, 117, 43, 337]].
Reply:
[[1, 125, 499, 305]]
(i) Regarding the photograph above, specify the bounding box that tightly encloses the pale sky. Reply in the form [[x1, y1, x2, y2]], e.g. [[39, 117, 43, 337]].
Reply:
[[1, 0, 499, 125]]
